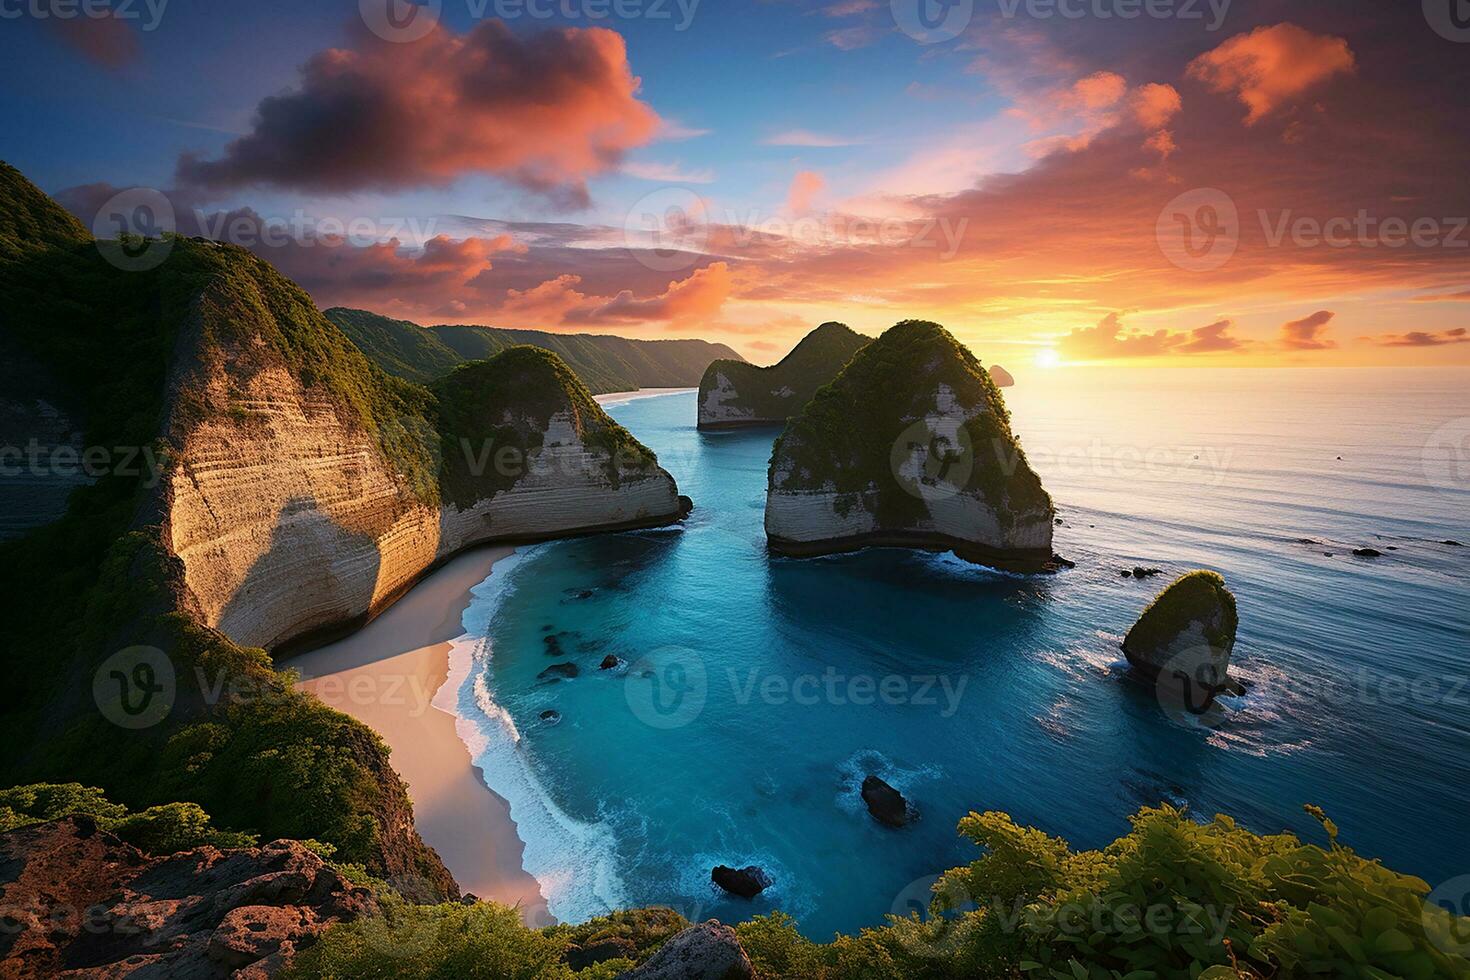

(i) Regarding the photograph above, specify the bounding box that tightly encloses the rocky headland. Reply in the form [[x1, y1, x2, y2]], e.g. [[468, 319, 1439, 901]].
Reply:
[[764, 320, 1055, 572], [697, 321, 870, 430]]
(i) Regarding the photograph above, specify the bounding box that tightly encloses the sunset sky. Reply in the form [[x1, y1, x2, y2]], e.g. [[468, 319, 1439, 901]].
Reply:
[[4, 0, 1468, 367]]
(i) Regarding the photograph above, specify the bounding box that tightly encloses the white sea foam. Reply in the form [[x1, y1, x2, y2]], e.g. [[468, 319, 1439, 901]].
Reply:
[[434, 545, 629, 924]]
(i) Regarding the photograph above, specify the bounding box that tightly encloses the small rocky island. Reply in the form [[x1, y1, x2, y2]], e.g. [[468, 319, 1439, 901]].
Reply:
[[697, 321, 870, 430], [988, 364, 1015, 387], [1123, 570, 1242, 703], [764, 320, 1056, 572]]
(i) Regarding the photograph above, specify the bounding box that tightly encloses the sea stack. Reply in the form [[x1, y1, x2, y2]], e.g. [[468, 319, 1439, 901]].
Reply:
[[988, 364, 1015, 388], [698, 321, 870, 430], [1122, 570, 1240, 699], [764, 320, 1055, 572]]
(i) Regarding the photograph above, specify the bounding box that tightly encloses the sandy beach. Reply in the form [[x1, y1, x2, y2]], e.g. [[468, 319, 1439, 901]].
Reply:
[[290, 544, 549, 922]]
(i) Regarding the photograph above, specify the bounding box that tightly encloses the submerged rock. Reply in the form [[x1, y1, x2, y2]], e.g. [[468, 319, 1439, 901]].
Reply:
[[861, 775, 916, 828], [600, 654, 623, 670], [538, 662, 580, 682], [618, 920, 753, 979], [1122, 570, 1239, 705], [765, 320, 1055, 572], [1353, 548, 1383, 558], [1445, 540, 1463, 547], [540, 709, 562, 724], [698, 321, 870, 430], [1132, 566, 1163, 579], [711, 864, 773, 898]]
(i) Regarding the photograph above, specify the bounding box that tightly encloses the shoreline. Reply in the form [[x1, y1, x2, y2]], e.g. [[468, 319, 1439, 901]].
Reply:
[[287, 387, 692, 922], [291, 544, 549, 921]]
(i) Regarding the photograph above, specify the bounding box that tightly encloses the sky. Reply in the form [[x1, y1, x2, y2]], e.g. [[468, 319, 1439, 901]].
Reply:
[[3, 0, 1468, 367]]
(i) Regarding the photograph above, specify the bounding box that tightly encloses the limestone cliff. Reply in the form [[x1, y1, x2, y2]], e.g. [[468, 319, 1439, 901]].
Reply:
[[764, 320, 1055, 572], [164, 270, 687, 653], [697, 322, 870, 430]]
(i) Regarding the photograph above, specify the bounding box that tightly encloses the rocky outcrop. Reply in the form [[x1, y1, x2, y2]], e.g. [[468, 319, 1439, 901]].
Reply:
[[617, 921, 753, 980], [164, 284, 688, 652], [1122, 570, 1239, 700], [698, 322, 869, 430], [711, 865, 772, 899], [765, 320, 1055, 572], [0, 816, 376, 979], [988, 364, 1015, 388], [861, 776, 916, 828]]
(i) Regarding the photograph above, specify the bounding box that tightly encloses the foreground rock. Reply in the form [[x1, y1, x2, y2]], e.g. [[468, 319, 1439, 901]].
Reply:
[[698, 321, 870, 430], [711, 865, 772, 898], [861, 775, 916, 828], [618, 921, 754, 980], [765, 320, 1055, 572], [1123, 570, 1241, 704], [0, 816, 376, 978]]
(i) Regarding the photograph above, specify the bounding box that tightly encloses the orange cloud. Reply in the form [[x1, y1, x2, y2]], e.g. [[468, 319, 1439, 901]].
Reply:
[[1059, 313, 1246, 360], [1130, 83, 1183, 130], [1371, 328, 1469, 348], [567, 262, 732, 325], [176, 22, 660, 205], [1187, 23, 1355, 125], [1280, 310, 1337, 350], [788, 171, 826, 215]]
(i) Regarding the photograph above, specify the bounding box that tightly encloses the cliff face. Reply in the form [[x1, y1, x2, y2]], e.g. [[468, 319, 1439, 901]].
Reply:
[[166, 279, 686, 653], [765, 320, 1055, 572], [697, 322, 870, 430]]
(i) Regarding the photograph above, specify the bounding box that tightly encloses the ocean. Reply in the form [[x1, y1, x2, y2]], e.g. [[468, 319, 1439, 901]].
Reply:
[[443, 368, 1470, 940]]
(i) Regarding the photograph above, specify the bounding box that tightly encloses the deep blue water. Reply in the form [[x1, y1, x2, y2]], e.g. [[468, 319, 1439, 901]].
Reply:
[[450, 369, 1470, 940]]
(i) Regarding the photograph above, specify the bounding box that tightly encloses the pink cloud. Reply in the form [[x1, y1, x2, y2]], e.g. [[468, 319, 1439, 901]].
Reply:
[[47, 13, 139, 69], [176, 22, 660, 206], [1373, 328, 1469, 347], [1187, 23, 1355, 125], [787, 171, 826, 214]]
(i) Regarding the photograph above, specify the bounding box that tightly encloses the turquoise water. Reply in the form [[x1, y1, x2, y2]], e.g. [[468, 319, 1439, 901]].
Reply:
[[450, 368, 1470, 940]]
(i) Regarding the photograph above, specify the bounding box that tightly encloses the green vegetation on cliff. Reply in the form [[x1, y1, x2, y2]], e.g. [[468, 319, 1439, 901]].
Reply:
[[0, 782, 256, 853], [1125, 570, 1239, 656], [286, 803, 1470, 979], [770, 320, 1051, 528], [697, 321, 870, 426], [434, 345, 659, 507], [327, 306, 742, 393]]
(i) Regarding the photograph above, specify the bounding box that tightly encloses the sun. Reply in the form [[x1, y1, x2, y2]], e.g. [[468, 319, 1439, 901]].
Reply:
[[1035, 348, 1061, 369]]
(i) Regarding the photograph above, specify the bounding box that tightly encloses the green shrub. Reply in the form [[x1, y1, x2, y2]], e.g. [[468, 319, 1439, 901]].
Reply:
[[0, 782, 255, 851]]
